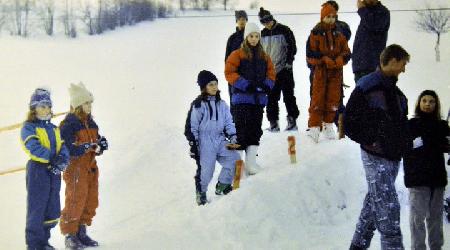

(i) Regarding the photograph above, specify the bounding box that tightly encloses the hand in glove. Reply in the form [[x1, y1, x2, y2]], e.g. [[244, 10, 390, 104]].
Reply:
[[256, 82, 271, 94], [322, 56, 336, 69], [189, 140, 199, 159], [412, 137, 423, 149], [49, 154, 69, 175], [95, 136, 108, 155], [226, 135, 241, 150], [246, 83, 257, 93], [335, 56, 344, 68], [285, 63, 293, 71]]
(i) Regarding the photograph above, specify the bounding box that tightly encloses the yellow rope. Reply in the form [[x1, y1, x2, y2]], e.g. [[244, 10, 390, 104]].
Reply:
[[0, 112, 68, 134], [0, 167, 26, 176]]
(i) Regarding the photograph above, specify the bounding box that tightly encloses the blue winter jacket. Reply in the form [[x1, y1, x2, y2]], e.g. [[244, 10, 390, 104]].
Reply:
[[344, 70, 409, 161], [21, 119, 70, 166], [352, 2, 390, 73], [189, 95, 237, 146]]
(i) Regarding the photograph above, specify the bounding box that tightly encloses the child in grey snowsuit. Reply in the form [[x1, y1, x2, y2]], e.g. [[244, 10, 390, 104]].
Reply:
[[403, 90, 449, 250], [185, 70, 240, 205]]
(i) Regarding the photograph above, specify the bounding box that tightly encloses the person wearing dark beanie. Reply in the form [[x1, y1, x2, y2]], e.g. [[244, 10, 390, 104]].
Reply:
[[225, 10, 248, 105], [184, 70, 241, 205], [259, 7, 300, 132], [197, 70, 218, 90]]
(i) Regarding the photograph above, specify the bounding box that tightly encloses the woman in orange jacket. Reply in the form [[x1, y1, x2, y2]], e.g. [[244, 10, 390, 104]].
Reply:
[[306, 3, 351, 143], [225, 22, 276, 174]]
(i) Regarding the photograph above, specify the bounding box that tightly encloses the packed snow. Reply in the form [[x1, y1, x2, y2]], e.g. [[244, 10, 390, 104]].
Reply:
[[0, 0, 449, 249]]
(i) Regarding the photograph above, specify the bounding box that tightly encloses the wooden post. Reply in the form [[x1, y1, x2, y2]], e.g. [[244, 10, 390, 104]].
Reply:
[[233, 160, 244, 190], [287, 136, 297, 164], [338, 113, 345, 139]]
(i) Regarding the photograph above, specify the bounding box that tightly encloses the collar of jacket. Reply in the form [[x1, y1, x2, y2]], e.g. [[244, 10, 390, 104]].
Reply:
[[377, 69, 398, 87]]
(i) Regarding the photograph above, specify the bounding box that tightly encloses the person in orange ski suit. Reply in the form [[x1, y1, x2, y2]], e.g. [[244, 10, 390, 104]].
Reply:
[[59, 83, 108, 249], [306, 3, 351, 143]]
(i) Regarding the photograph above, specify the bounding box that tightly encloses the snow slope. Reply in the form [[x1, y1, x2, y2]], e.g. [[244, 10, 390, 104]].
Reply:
[[0, 2, 449, 249]]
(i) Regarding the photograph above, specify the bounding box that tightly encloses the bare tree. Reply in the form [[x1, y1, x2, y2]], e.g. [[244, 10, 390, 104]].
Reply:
[[62, 0, 76, 38], [416, 7, 450, 62], [179, 0, 185, 11], [37, 0, 55, 36]]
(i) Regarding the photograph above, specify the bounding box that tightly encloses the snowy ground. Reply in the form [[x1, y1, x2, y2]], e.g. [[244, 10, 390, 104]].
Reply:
[[0, 1, 449, 249]]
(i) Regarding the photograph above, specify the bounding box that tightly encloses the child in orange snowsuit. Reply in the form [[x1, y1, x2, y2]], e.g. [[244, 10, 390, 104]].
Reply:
[[307, 3, 350, 143], [59, 83, 108, 249]]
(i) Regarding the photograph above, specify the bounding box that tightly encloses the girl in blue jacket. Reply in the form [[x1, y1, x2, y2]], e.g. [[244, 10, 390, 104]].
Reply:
[[185, 70, 240, 205], [20, 88, 70, 250]]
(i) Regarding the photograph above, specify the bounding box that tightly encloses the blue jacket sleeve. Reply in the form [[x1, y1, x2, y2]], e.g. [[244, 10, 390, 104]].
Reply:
[[21, 123, 51, 163], [60, 119, 87, 157], [189, 104, 203, 142], [57, 143, 71, 166], [358, 7, 390, 33]]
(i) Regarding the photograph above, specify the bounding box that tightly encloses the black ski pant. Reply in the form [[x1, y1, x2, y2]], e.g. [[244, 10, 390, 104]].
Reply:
[[266, 69, 299, 122], [231, 104, 264, 150]]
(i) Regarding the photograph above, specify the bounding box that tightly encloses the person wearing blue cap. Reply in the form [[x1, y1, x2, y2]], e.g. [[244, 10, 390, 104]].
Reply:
[[20, 88, 70, 250], [184, 70, 241, 205]]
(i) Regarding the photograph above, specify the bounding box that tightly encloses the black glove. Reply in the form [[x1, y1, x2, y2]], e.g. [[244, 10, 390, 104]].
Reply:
[[189, 141, 199, 159], [246, 83, 257, 93], [257, 83, 271, 94], [98, 136, 109, 151], [49, 155, 69, 175]]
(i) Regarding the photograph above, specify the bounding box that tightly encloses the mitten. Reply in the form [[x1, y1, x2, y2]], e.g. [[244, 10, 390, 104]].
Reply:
[[98, 136, 109, 151], [322, 56, 335, 69], [189, 141, 199, 159], [233, 77, 250, 92], [335, 56, 344, 68], [412, 137, 423, 149]]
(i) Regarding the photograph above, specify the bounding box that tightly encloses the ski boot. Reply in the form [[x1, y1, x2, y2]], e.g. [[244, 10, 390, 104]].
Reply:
[[215, 182, 233, 195], [349, 243, 365, 250], [77, 224, 99, 247], [285, 116, 298, 131], [65, 234, 85, 250], [196, 191, 207, 206], [267, 120, 280, 132]]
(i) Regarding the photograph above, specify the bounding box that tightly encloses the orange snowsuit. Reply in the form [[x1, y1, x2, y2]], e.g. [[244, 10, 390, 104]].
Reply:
[[307, 23, 350, 127], [59, 113, 100, 235]]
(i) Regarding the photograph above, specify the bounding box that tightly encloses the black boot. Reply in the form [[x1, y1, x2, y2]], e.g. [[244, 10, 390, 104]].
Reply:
[[65, 234, 85, 250], [196, 191, 207, 205], [267, 120, 280, 132], [215, 182, 233, 195], [349, 243, 365, 250], [285, 116, 298, 131], [77, 225, 99, 247], [43, 243, 56, 250]]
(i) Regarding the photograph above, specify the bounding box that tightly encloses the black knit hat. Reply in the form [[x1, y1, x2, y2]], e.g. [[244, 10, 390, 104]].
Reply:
[[197, 70, 218, 90], [235, 10, 248, 22], [258, 7, 274, 24]]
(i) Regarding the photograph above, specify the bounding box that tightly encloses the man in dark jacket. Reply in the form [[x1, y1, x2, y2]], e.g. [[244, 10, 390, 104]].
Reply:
[[259, 7, 299, 131], [344, 44, 410, 250], [352, 0, 390, 83], [225, 10, 247, 105]]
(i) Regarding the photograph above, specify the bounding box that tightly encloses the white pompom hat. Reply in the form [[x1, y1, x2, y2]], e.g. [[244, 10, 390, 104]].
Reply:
[[69, 82, 94, 108]]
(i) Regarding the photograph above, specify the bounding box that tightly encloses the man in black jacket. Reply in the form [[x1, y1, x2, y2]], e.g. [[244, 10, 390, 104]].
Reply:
[[344, 44, 410, 250], [225, 10, 247, 106], [259, 7, 299, 131], [353, 0, 390, 83]]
